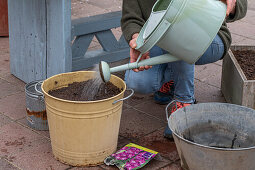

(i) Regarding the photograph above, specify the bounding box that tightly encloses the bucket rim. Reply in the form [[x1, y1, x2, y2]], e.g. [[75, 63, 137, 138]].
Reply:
[[41, 71, 127, 104], [25, 80, 44, 96], [169, 102, 255, 151]]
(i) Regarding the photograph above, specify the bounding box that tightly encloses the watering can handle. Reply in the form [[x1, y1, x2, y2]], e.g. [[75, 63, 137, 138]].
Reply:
[[165, 100, 176, 121], [113, 89, 134, 104]]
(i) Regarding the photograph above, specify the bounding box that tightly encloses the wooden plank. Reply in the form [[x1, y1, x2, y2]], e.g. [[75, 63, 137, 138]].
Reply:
[[71, 11, 121, 37], [8, 0, 47, 83], [72, 48, 130, 71], [72, 34, 94, 59], [118, 35, 129, 48], [95, 30, 118, 52], [46, 0, 72, 78]]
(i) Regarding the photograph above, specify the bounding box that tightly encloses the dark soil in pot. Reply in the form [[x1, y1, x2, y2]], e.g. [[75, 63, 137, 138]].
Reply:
[[232, 50, 255, 80], [48, 79, 122, 101]]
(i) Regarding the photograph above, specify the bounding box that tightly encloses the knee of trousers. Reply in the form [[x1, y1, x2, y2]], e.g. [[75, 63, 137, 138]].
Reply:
[[124, 71, 156, 94]]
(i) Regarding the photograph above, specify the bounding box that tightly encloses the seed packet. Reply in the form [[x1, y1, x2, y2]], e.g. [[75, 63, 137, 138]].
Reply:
[[104, 143, 158, 170]]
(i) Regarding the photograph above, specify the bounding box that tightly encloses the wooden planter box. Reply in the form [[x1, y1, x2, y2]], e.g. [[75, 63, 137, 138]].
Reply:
[[221, 46, 255, 109]]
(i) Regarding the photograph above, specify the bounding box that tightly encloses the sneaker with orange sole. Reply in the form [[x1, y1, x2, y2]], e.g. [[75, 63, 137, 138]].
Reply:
[[164, 101, 194, 139], [154, 80, 175, 105]]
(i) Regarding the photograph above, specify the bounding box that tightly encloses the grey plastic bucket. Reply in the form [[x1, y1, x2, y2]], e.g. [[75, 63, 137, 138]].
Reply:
[[25, 80, 48, 130], [167, 103, 255, 170]]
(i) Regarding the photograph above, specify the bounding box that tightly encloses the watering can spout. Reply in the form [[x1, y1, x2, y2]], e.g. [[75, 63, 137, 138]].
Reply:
[[99, 53, 180, 82]]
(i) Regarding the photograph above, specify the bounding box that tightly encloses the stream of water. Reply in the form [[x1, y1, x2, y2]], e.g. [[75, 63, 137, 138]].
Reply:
[[81, 64, 104, 100]]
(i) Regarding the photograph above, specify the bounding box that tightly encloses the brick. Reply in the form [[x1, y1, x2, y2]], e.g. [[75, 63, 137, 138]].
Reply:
[[0, 91, 26, 120], [119, 108, 165, 140]]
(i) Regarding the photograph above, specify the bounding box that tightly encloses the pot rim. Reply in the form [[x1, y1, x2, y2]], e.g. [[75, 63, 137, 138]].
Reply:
[[169, 103, 255, 151], [41, 71, 127, 104]]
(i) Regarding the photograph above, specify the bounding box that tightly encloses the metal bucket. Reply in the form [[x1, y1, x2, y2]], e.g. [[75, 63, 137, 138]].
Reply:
[[41, 71, 133, 166], [25, 80, 48, 130], [167, 102, 255, 170]]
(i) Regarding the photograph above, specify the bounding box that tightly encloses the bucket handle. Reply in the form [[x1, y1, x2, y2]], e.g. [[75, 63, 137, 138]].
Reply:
[[113, 89, 134, 104], [165, 100, 176, 121], [35, 81, 44, 96]]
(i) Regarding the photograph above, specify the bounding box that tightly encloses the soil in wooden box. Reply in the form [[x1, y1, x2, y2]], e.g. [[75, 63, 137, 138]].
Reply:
[[232, 50, 255, 80], [48, 79, 122, 101]]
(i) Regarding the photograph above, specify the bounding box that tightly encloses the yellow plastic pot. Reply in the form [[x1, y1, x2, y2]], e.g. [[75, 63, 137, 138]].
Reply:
[[41, 71, 131, 166]]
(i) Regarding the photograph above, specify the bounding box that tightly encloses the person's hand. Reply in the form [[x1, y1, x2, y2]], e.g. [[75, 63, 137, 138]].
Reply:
[[129, 33, 152, 72], [221, 0, 236, 16]]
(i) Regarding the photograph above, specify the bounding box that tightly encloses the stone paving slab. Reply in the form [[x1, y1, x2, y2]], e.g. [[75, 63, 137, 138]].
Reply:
[[194, 79, 226, 103], [17, 118, 51, 139], [85, 0, 122, 12], [195, 63, 222, 88], [137, 128, 179, 162], [161, 162, 182, 170], [6, 138, 70, 170], [119, 108, 165, 140], [0, 91, 26, 120], [71, 1, 108, 19], [0, 113, 13, 128], [0, 158, 18, 170], [228, 21, 255, 39], [0, 79, 22, 100], [133, 99, 168, 122], [0, 122, 45, 158]]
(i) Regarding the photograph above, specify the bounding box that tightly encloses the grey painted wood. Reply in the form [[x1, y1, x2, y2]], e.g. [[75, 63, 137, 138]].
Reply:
[[72, 34, 94, 59], [95, 30, 119, 52], [46, 0, 72, 78], [8, 0, 47, 83], [118, 35, 130, 48], [71, 11, 129, 70], [71, 11, 121, 38], [221, 46, 255, 109]]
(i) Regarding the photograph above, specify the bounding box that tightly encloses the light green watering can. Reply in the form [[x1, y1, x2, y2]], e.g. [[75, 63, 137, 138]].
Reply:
[[100, 0, 226, 82]]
